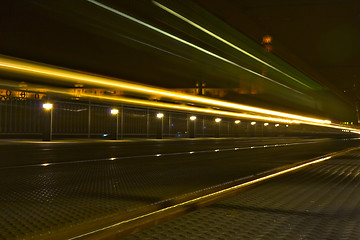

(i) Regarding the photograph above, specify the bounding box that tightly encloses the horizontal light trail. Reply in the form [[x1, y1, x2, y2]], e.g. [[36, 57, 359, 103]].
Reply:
[[1, 78, 359, 133], [0, 56, 331, 125], [153, 0, 311, 89]]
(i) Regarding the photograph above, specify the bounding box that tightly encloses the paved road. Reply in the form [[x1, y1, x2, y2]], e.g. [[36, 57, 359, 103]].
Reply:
[[125, 143, 360, 240], [0, 137, 359, 239]]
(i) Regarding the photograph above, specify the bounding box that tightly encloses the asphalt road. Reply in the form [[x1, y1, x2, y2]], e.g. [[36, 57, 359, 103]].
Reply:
[[0, 137, 359, 239]]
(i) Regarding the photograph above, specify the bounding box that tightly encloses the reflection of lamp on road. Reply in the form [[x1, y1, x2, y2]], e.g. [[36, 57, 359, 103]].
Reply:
[[42, 103, 53, 141], [111, 108, 119, 140], [189, 115, 197, 138], [156, 112, 164, 139], [215, 118, 222, 137]]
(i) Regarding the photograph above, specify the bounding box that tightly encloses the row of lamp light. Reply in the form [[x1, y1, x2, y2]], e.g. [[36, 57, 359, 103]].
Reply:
[[42, 104, 292, 141]]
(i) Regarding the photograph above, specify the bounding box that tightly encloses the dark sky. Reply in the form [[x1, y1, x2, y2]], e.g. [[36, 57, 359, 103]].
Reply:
[[195, 0, 360, 95], [1, 0, 360, 115]]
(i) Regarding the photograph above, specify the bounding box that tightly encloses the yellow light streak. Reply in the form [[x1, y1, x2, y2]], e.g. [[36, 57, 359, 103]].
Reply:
[[153, 0, 311, 89], [69, 154, 334, 239], [1, 79, 359, 133], [0, 56, 332, 125]]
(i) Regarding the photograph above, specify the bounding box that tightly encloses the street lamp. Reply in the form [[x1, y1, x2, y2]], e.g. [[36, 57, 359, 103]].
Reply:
[[264, 123, 269, 126], [111, 108, 119, 115], [251, 121, 256, 125], [189, 116, 196, 138], [215, 118, 222, 137], [111, 108, 119, 140], [42, 102, 53, 141], [43, 103, 53, 110], [235, 120, 240, 124], [156, 112, 164, 139], [275, 124, 280, 127]]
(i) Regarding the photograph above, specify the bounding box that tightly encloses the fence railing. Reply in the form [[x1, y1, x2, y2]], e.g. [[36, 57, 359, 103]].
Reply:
[[0, 98, 344, 140]]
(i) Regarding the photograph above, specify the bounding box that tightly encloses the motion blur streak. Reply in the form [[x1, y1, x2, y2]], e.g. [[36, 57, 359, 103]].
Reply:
[[86, 0, 303, 94], [153, 0, 311, 89], [69, 155, 332, 239], [5, 79, 360, 134], [0, 56, 332, 125]]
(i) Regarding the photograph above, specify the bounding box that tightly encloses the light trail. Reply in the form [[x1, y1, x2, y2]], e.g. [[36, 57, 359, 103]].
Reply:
[[1, 78, 359, 133], [153, 0, 312, 89], [0, 55, 332, 125], [86, 0, 303, 95]]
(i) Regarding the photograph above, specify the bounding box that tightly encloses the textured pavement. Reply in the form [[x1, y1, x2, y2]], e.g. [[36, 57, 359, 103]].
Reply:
[[0, 137, 359, 239], [125, 147, 360, 240]]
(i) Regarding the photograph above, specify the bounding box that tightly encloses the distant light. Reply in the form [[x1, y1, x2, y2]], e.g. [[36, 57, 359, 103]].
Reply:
[[251, 122, 256, 125], [41, 163, 50, 167], [43, 103, 53, 110], [275, 124, 280, 127], [286, 125, 289, 127], [215, 118, 222, 123], [234, 147, 239, 150], [264, 123, 269, 126], [190, 116, 197, 121], [110, 108, 119, 115], [156, 113, 164, 118], [109, 157, 116, 161], [189, 151, 194, 154], [214, 149, 220, 152], [235, 120, 240, 124], [156, 154, 162, 157], [102, 133, 109, 137]]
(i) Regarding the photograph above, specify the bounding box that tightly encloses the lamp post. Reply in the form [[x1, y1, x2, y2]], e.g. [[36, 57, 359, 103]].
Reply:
[[42, 103, 53, 141], [111, 108, 119, 140], [189, 115, 196, 138], [235, 120, 240, 137], [250, 121, 256, 137], [215, 118, 222, 137], [156, 112, 164, 139]]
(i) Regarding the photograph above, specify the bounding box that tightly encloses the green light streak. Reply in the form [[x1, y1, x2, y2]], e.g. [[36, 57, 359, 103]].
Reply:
[[153, 0, 311, 89], [87, 0, 303, 95]]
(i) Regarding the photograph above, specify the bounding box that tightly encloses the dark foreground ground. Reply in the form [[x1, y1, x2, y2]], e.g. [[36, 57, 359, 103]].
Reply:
[[0, 137, 359, 239]]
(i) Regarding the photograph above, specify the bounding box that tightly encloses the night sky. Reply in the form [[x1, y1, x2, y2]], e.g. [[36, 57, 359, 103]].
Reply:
[[1, 0, 360, 117], [195, 0, 360, 95]]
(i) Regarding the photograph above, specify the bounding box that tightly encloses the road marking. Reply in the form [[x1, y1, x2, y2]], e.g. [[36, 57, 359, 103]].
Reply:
[[0, 140, 327, 170]]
